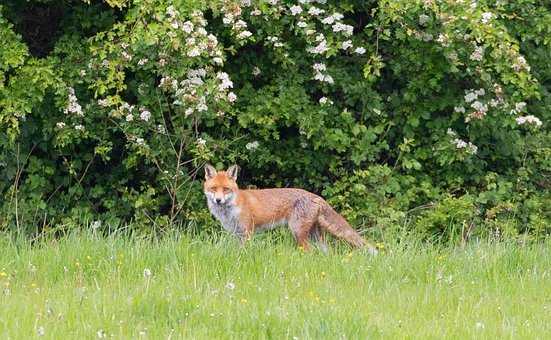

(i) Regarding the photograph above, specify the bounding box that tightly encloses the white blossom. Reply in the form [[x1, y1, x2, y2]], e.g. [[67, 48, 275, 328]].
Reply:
[[143, 268, 152, 278], [332, 23, 353, 36], [419, 14, 430, 26], [354, 47, 366, 54], [341, 40, 353, 50], [454, 106, 466, 114], [237, 31, 252, 39], [197, 138, 207, 146], [290, 5, 302, 15], [227, 92, 237, 102], [56, 122, 66, 129], [470, 46, 484, 61], [252, 66, 261, 76], [246, 141, 260, 150], [516, 115, 542, 127], [515, 102, 527, 112], [140, 110, 151, 122], [313, 63, 326, 72], [481, 12, 493, 24], [182, 21, 194, 33], [308, 7, 324, 16], [75, 124, 85, 131]]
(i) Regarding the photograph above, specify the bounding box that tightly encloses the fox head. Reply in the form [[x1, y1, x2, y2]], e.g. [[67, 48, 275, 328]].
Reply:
[[203, 164, 240, 205]]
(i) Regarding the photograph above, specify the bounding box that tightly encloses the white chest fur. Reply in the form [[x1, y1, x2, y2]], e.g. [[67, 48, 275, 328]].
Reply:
[[207, 200, 243, 236]]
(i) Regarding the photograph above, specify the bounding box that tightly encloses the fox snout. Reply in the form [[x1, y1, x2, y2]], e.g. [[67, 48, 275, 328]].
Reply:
[[205, 190, 234, 205]]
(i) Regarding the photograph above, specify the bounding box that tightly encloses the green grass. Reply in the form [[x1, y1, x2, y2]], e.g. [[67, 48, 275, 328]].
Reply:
[[0, 231, 550, 339]]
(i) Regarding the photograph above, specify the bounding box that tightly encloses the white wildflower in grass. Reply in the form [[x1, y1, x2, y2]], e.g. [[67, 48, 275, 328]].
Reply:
[[126, 114, 134, 122], [135, 138, 145, 146], [481, 12, 493, 24], [140, 110, 151, 122], [470, 46, 484, 61], [143, 268, 152, 278], [241, 0, 251, 6], [225, 282, 236, 290], [227, 92, 237, 102], [197, 138, 207, 147], [91, 220, 101, 230], [354, 47, 366, 54], [297, 21, 307, 28], [516, 115, 542, 127], [251, 9, 261, 16], [237, 31, 252, 39], [37, 326, 45, 337], [289, 5, 302, 15], [419, 14, 430, 26], [75, 124, 85, 131], [56, 122, 66, 129], [97, 329, 107, 338], [79, 69, 86, 77], [341, 40, 353, 50], [137, 58, 148, 66], [185, 108, 194, 117], [213, 57, 223, 65], [475, 322, 485, 330], [447, 128, 456, 136], [246, 141, 260, 150]]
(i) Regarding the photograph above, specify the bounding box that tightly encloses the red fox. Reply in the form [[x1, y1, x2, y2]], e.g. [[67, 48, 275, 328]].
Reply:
[[203, 164, 378, 254]]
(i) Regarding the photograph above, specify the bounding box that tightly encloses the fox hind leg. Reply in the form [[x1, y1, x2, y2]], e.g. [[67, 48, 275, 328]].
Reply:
[[288, 198, 321, 251], [309, 226, 328, 254]]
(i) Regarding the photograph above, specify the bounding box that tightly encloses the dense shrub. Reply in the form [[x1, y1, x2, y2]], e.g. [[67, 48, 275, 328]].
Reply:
[[0, 0, 549, 239]]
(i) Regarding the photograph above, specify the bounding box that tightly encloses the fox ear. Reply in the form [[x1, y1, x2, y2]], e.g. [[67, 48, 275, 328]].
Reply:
[[204, 164, 217, 179], [227, 165, 240, 181]]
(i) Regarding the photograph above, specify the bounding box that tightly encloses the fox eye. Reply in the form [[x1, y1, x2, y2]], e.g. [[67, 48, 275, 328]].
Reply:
[[223, 187, 231, 193], [209, 187, 216, 192]]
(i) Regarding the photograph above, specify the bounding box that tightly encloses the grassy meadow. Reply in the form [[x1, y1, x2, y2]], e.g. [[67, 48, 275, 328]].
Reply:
[[0, 230, 550, 339]]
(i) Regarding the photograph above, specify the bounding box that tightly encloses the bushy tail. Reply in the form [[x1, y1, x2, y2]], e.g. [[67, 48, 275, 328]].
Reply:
[[317, 203, 378, 255]]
